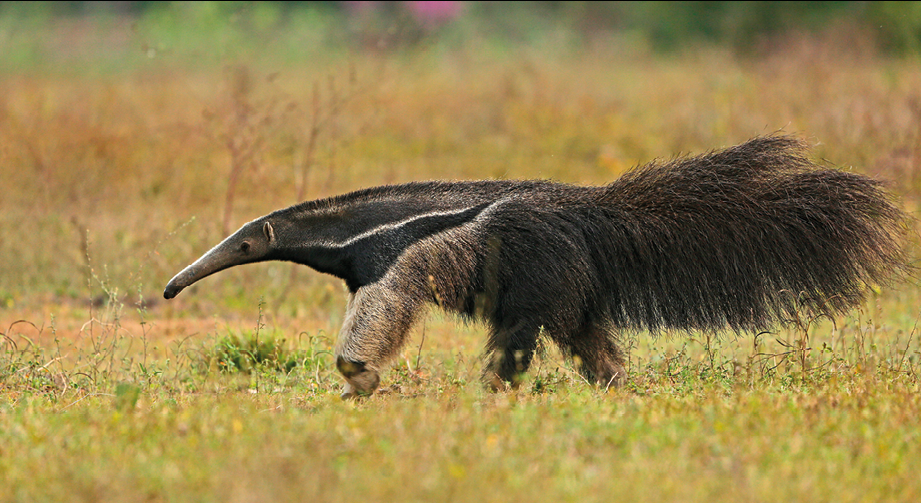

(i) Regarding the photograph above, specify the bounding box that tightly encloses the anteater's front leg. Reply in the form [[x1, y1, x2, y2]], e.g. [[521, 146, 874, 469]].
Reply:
[[335, 282, 423, 399]]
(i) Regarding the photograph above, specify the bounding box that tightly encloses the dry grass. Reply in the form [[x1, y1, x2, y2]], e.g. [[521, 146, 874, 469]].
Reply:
[[1, 20, 921, 502]]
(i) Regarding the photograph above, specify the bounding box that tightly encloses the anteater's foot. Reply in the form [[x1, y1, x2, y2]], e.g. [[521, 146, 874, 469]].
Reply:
[[337, 356, 380, 400], [482, 348, 531, 392], [574, 356, 627, 390], [483, 372, 513, 393], [595, 362, 627, 390]]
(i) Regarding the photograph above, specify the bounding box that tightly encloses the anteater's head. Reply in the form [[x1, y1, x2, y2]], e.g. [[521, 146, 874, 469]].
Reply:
[[163, 220, 277, 299]]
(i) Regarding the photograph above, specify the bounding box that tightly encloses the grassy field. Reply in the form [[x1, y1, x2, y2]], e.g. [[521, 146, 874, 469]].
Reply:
[[2, 14, 921, 502]]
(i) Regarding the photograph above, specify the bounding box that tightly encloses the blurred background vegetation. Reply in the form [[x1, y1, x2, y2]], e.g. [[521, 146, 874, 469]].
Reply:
[[1, 1, 920, 317], [1, 1, 921, 73]]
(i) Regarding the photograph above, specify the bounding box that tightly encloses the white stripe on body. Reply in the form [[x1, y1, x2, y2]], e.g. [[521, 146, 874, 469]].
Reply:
[[309, 199, 509, 249]]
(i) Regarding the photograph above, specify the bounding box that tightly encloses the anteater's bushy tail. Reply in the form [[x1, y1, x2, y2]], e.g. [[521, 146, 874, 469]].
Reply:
[[593, 135, 909, 333]]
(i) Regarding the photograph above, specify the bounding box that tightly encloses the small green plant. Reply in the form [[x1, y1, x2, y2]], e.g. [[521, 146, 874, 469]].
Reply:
[[203, 330, 301, 374], [197, 298, 332, 376]]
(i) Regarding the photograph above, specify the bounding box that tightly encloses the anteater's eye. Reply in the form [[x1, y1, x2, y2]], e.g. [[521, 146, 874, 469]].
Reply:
[[241, 242, 251, 253]]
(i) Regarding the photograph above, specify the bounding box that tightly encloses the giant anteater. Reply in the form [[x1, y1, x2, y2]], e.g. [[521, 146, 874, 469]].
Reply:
[[164, 135, 908, 397]]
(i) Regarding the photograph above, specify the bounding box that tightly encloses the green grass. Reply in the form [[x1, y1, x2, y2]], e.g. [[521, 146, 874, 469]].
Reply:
[[2, 10, 921, 502], [6, 389, 917, 501], [2, 313, 920, 502]]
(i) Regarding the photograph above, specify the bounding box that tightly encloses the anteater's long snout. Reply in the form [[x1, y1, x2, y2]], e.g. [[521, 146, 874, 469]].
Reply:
[[162, 220, 274, 300], [163, 254, 236, 299], [163, 284, 179, 299], [163, 243, 242, 299], [163, 263, 207, 299], [163, 267, 196, 299]]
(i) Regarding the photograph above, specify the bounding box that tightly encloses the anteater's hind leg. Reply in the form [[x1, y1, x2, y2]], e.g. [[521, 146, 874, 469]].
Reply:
[[483, 320, 540, 390], [565, 322, 627, 389], [335, 283, 423, 399]]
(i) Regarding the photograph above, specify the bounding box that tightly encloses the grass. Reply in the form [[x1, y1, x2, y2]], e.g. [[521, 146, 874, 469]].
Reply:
[[2, 13, 921, 503], [2, 311, 920, 502]]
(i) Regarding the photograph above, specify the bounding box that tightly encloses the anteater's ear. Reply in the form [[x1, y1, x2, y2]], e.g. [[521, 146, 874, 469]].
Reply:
[[263, 221, 275, 243]]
